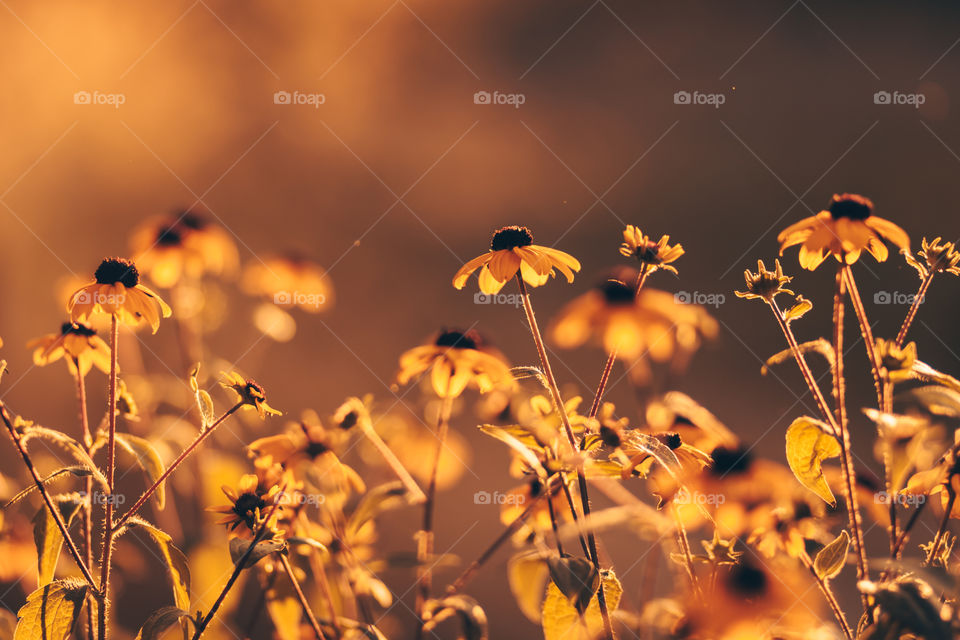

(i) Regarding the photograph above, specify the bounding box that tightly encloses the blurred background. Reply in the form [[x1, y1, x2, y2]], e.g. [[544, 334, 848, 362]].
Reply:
[[2, 0, 960, 637]]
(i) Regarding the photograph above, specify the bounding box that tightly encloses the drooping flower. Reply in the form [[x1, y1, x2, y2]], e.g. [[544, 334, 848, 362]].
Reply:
[[220, 371, 282, 419], [619, 225, 684, 275], [242, 255, 334, 313], [27, 322, 111, 377], [396, 329, 514, 398], [452, 226, 580, 294], [68, 258, 172, 333], [777, 193, 909, 270]]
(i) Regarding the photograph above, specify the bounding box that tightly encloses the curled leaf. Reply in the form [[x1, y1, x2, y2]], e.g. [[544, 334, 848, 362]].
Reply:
[[785, 417, 841, 507], [229, 537, 285, 569], [135, 607, 192, 640], [814, 530, 849, 580]]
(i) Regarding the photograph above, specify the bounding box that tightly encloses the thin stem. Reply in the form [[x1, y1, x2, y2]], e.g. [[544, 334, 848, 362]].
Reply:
[[192, 484, 287, 640], [841, 265, 883, 408], [515, 275, 613, 640], [75, 367, 96, 640], [311, 553, 342, 637], [113, 403, 243, 531], [0, 401, 98, 588], [881, 379, 898, 556], [416, 395, 453, 636], [670, 503, 701, 595], [896, 272, 934, 347], [892, 500, 927, 559], [99, 315, 119, 640], [800, 551, 853, 640], [278, 553, 329, 640], [925, 487, 955, 567], [545, 485, 565, 557], [359, 416, 425, 504], [445, 492, 545, 596]]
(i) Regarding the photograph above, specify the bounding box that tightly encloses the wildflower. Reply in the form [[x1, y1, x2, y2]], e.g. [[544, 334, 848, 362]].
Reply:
[[549, 272, 718, 369], [27, 322, 110, 377], [875, 338, 917, 383], [68, 258, 172, 333], [221, 371, 282, 419], [777, 193, 909, 270], [904, 236, 960, 278], [452, 225, 580, 294], [619, 225, 684, 274], [396, 329, 514, 398], [130, 210, 239, 288], [735, 259, 794, 302], [208, 469, 286, 535], [241, 255, 333, 313]]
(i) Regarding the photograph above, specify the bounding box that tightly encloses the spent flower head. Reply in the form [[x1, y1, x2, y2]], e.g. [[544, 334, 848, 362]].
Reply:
[[619, 225, 684, 275], [875, 338, 917, 383], [221, 371, 282, 419], [904, 236, 960, 278], [735, 259, 795, 302]]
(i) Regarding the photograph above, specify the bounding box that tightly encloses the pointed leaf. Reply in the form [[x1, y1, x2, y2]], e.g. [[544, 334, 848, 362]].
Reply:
[[346, 482, 408, 538], [14, 579, 88, 640], [814, 530, 849, 580], [134, 607, 192, 640], [785, 417, 841, 507], [32, 495, 84, 586], [115, 433, 167, 510], [228, 537, 284, 569], [125, 518, 191, 610], [3, 467, 91, 509], [19, 426, 109, 491]]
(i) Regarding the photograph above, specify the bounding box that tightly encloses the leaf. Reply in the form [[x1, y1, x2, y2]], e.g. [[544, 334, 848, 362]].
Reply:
[[125, 518, 191, 610], [784, 295, 813, 323], [189, 364, 215, 429], [3, 467, 91, 510], [619, 431, 682, 479], [762, 339, 835, 376], [896, 385, 960, 418], [32, 495, 84, 586], [546, 555, 598, 613], [115, 433, 167, 510], [286, 537, 328, 554], [14, 579, 88, 640], [507, 552, 550, 623], [541, 569, 622, 640], [911, 361, 960, 393], [814, 530, 849, 580], [785, 417, 841, 507], [346, 482, 408, 538], [422, 595, 488, 640], [135, 607, 192, 640], [477, 425, 547, 477], [228, 537, 285, 569], [19, 426, 109, 491]]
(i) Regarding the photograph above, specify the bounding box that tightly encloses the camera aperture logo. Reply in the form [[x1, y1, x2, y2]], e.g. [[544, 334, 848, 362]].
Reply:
[[873, 90, 925, 108], [274, 90, 326, 108], [675, 291, 725, 308], [73, 90, 126, 109], [874, 291, 924, 305], [473, 90, 525, 109], [474, 490, 524, 505], [474, 292, 523, 307], [673, 90, 725, 109]]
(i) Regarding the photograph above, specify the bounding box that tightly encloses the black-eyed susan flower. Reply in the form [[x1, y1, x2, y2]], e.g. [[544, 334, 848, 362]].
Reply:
[[875, 338, 917, 383], [619, 225, 684, 275], [242, 255, 334, 313], [68, 258, 172, 333], [208, 467, 286, 536], [130, 210, 239, 288], [548, 272, 718, 372], [27, 322, 110, 377], [735, 259, 794, 302], [396, 329, 514, 398], [221, 371, 282, 419], [777, 193, 910, 270], [452, 226, 581, 294]]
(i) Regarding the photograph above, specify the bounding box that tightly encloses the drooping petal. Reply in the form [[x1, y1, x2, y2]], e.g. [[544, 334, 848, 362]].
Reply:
[[452, 253, 493, 289]]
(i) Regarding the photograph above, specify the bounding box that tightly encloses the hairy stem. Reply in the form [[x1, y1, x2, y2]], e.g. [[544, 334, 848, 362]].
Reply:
[[98, 315, 119, 640], [800, 551, 853, 640], [75, 367, 97, 640], [278, 553, 329, 640], [113, 402, 243, 531], [841, 265, 883, 407], [896, 271, 934, 347]]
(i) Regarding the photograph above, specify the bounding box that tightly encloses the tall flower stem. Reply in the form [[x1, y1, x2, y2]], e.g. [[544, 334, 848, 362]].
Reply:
[[416, 395, 453, 636], [896, 271, 934, 347], [768, 297, 869, 589], [515, 275, 614, 640], [112, 403, 243, 531], [75, 366, 96, 640], [358, 415, 425, 504], [98, 315, 119, 640], [0, 401, 98, 588], [841, 265, 883, 408], [278, 553, 329, 640], [800, 550, 853, 640]]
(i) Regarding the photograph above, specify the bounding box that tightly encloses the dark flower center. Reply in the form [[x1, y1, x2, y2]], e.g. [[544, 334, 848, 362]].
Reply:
[[599, 425, 622, 448], [598, 279, 635, 305], [95, 258, 139, 287], [156, 226, 184, 246], [61, 322, 97, 337], [637, 241, 660, 263], [233, 492, 266, 528], [491, 226, 533, 251], [710, 445, 753, 476], [793, 500, 813, 521], [244, 381, 266, 403], [654, 432, 682, 450], [305, 440, 330, 458], [178, 211, 208, 230], [435, 330, 479, 350], [828, 193, 873, 220], [529, 478, 543, 497], [727, 563, 767, 598]]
